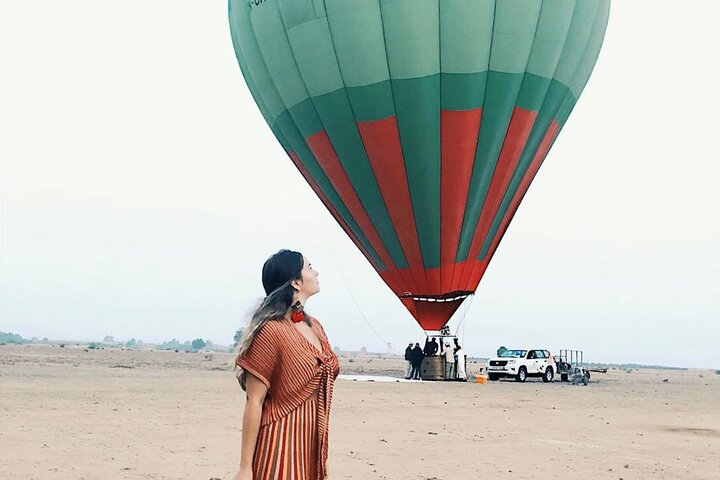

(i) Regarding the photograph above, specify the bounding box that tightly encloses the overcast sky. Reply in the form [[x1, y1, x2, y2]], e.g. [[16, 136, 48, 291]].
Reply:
[[1, 1, 718, 368]]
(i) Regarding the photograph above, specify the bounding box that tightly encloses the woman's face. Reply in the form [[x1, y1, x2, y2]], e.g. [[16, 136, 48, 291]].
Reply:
[[294, 257, 320, 299]]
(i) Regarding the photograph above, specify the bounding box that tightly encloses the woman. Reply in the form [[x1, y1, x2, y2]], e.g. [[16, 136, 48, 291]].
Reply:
[[234, 250, 339, 480]]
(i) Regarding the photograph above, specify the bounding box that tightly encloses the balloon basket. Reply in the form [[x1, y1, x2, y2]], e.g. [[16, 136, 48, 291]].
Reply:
[[419, 355, 469, 381], [419, 355, 445, 381]]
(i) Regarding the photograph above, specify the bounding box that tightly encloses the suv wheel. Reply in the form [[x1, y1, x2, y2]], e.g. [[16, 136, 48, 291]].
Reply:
[[488, 373, 500, 381], [515, 366, 527, 382], [542, 367, 554, 383], [560, 373, 568, 382]]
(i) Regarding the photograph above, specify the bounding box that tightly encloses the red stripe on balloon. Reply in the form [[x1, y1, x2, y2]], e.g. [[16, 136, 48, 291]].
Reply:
[[288, 150, 403, 294], [446, 258, 478, 293], [439, 109, 482, 293], [356, 117, 427, 294], [468, 119, 561, 287], [456, 107, 538, 290], [305, 132, 405, 294], [400, 297, 465, 332], [288, 150, 390, 281], [424, 268, 441, 295]]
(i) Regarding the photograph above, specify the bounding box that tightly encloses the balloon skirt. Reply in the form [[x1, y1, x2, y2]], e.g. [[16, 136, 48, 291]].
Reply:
[[253, 396, 319, 480]]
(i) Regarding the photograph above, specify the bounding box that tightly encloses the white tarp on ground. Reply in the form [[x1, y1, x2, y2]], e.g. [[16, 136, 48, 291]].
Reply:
[[338, 374, 414, 383]]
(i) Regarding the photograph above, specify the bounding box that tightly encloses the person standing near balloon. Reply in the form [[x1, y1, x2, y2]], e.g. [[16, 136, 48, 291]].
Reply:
[[410, 342, 424, 380], [442, 342, 455, 380], [454, 344, 468, 382], [404, 342, 414, 380], [423, 338, 433, 356], [234, 250, 339, 480], [428, 338, 439, 356]]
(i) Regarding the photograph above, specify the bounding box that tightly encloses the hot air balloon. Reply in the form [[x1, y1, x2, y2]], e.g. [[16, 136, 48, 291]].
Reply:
[[229, 0, 610, 332]]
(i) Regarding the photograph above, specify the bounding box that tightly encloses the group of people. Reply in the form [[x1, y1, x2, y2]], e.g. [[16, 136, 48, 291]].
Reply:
[[404, 342, 424, 380], [404, 337, 468, 381]]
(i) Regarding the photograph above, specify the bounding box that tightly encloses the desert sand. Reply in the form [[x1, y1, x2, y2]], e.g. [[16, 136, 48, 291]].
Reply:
[[1, 344, 718, 479]]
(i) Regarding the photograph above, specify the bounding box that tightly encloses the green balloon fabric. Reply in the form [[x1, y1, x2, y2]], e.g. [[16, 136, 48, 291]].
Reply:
[[229, 0, 610, 331]]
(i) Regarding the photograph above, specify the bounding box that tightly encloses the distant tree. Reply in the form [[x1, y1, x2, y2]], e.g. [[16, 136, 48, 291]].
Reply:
[[157, 339, 185, 351], [125, 338, 137, 349], [42, 337, 49, 343], [103, 335, 114, 343], [191, 338, 206, 350], [233, 328, 245, 347], [0, 332, 26, 344]]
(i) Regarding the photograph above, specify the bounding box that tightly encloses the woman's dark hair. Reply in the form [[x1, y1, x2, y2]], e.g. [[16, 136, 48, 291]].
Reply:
[[235, 249, 304, 389], [261, 249, 304, 301]]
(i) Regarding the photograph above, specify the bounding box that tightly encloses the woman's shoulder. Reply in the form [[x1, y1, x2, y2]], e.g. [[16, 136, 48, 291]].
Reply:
[[309, 317, 331, 342], [309, 316, 326, 331], [255, 318, 292, 342]]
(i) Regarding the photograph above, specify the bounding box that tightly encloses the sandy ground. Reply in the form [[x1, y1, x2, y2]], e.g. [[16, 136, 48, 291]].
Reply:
[[1, 345, 719, 480]]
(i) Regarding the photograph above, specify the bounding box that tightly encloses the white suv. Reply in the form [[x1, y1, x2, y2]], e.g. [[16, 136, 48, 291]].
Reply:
[[487, 349, 555, 383]]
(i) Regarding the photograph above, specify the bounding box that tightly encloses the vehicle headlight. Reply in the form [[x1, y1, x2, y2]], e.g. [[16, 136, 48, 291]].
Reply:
[[507, 359, 516, 364]]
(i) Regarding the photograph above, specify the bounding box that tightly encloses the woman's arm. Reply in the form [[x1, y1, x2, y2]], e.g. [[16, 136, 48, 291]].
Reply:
[[234, 372, 268, 479]]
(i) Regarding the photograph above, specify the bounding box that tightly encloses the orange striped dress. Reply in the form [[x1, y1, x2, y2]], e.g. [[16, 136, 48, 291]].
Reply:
[[237, 317, 340, 480]]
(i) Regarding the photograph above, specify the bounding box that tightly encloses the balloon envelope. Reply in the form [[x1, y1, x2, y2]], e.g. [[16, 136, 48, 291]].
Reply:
[[229, 0, 611, 330]]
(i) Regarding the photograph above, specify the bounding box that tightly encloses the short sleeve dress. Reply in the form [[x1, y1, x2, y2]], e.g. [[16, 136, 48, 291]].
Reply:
[[237, 317, 340, 480]]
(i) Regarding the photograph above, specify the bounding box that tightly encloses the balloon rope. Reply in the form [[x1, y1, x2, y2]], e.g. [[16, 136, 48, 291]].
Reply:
[[454, 293, 475, 342], [466, 295, 474, 345], [331, 229, 401, 356]]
